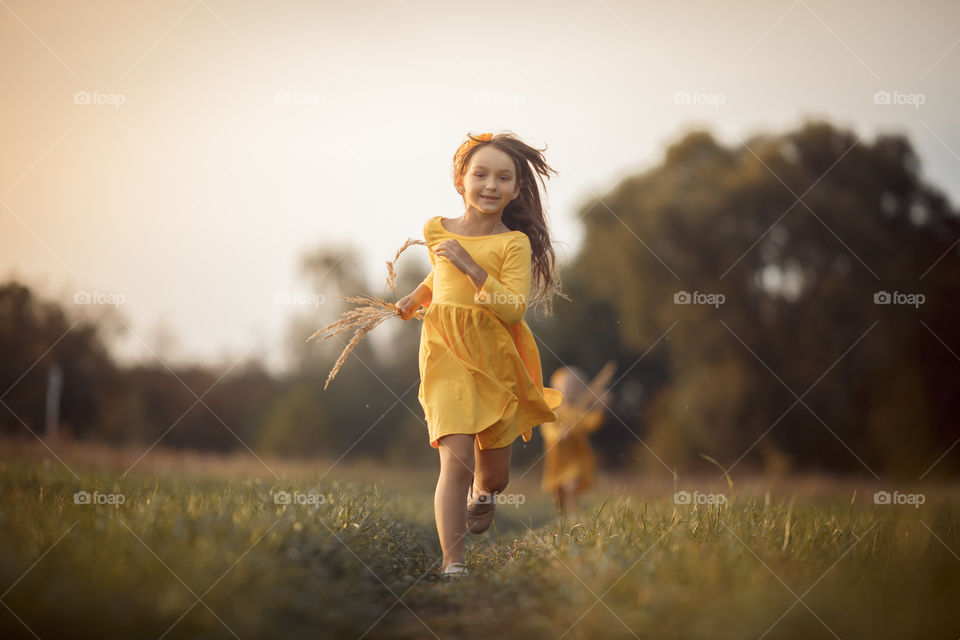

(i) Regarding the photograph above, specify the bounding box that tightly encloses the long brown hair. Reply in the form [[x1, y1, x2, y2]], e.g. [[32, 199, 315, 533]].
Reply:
[[452, 131, 567, 316]]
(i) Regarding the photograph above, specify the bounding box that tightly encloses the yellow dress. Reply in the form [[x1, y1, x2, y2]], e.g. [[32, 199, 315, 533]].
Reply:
[[417, 216, 563, 449], [540, 403, 605, 492]]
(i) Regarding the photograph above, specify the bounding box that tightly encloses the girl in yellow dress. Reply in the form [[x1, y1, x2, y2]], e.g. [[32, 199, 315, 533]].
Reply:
[[396, 131, 564, 577], [540, 362, 616, 518]]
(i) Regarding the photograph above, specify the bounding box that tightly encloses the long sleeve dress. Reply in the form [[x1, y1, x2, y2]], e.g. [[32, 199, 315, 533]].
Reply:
[[416, 216, 563, 450]]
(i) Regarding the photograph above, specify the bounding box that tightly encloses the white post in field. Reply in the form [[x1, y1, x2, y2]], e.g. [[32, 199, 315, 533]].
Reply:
[[45, 363, 63, 444]]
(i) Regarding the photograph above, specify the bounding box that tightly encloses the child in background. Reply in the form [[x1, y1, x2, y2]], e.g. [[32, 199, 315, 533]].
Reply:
[[396, 131, 565, 577], [540, 362, 616, 517]]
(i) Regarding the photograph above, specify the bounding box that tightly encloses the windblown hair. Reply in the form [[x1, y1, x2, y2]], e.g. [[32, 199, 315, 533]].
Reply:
[[452, 131, 567, 316]]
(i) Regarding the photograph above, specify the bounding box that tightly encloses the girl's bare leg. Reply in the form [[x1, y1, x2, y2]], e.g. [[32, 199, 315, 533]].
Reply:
[[561, 479, 579, 515], [472, 437, 512, 501], [553, 488, 565, 524], [435, 434, 475, 570]]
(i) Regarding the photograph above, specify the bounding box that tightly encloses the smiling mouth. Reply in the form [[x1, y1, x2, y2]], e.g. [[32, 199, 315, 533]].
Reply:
[[481, 196, 498, 201]]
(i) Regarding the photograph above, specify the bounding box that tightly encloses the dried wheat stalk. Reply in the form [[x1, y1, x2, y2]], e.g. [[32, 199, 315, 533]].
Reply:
[[385, 237, 426, 292], [307, 238, 434, 389]]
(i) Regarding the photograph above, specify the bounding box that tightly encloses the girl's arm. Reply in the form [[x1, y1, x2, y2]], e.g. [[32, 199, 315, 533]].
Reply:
[[396, 244, 436, 320], [573, 406, 606, 435], [395, 284, 431, 320], [433, 235, 532, 325], [470, 236, 532, 325], [567, 387, 612, 435], [418, 246, 436, 294]]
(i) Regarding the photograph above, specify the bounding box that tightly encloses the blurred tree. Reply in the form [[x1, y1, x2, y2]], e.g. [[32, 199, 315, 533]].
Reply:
[[97, 360, 279, 453], [572, 120, 960, 478], [258, 381, 329, 456], [0, 281, 115, 439]]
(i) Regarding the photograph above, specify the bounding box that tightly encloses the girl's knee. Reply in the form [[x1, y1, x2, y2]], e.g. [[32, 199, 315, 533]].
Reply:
[[440, 460, 474, 484], [438, 437, 475, 480]]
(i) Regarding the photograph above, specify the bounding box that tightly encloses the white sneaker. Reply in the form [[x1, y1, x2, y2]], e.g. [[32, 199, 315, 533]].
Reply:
[[442, 562, 470, 578]]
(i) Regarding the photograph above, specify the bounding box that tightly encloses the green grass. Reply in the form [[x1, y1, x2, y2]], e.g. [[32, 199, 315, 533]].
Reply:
[[1, 458, 958, 639]]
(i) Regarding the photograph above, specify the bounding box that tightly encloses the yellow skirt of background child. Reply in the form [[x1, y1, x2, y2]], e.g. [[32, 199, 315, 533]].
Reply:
[[540, 404, 605, 491]]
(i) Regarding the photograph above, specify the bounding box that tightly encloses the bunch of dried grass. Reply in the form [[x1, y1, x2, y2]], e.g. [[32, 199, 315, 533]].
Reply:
[[307, 237, 434, 389]]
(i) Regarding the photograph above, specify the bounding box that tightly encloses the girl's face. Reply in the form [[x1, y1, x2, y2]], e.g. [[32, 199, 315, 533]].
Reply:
[[460, 145, 521, 217]]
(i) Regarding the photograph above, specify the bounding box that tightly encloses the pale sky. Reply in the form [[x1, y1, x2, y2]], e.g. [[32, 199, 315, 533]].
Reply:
[[2, 0, 958, 375]]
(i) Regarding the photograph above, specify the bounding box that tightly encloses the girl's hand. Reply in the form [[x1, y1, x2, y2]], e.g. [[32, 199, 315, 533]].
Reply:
[[434, 240, 486, 290], [395, 285, 431, 321], [434, 239, 476, 272]]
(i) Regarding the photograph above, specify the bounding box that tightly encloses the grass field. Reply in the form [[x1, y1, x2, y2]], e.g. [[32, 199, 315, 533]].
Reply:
[[1, 437, 958, 639]]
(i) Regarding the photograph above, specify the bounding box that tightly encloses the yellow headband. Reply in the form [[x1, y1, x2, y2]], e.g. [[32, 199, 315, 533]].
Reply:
[[454, 132, 494, 192]]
